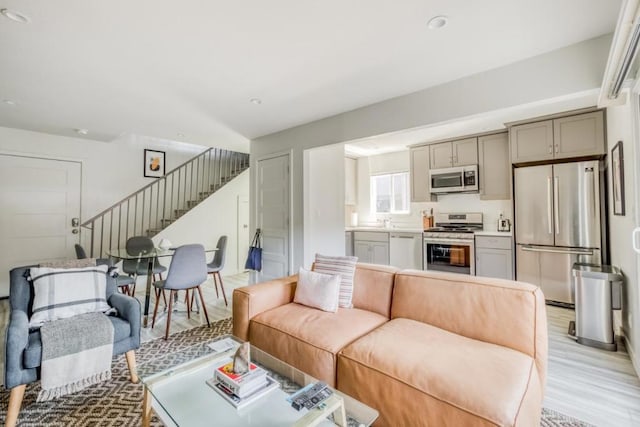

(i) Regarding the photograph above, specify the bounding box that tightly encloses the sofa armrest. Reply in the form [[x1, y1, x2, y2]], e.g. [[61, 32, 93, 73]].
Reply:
[[232, 275, 298, 341], [4, 309, 29, 388], [108, 293, 141, 348]]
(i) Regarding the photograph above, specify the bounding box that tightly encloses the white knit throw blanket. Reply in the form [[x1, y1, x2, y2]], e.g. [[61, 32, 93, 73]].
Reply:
[[37, 312, 114, 401]]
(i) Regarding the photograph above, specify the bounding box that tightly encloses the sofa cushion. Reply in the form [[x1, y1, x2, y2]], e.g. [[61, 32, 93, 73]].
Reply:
[[249, 302, 388, 386], [294, 267, 341, 312], [313, 254, 357, 308], [23, 316, 131, 369], [351, 263, 398, 318], [337, 318, 540, 426]]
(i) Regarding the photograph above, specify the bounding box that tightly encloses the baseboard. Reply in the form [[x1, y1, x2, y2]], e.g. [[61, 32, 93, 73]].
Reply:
[[622, 331, 640, 380]]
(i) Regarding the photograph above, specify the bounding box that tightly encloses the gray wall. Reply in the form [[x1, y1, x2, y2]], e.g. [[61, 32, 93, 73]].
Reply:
[[250, 34, 612, 274]]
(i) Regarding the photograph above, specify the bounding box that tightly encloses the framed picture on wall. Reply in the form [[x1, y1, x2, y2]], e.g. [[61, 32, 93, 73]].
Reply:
[[144, 149, 165, 178], [612, 141, 625, 216]]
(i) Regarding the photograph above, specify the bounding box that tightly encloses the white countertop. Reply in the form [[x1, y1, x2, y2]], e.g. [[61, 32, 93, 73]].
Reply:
[[346, 228, 513, 236], [474, 230, 513, 237]]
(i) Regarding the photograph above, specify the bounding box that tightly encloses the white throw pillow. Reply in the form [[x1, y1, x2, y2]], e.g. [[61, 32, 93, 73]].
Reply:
[[294, 267, 341, 313], [29, 264, 111, 327], [313, 254, 358, 308]]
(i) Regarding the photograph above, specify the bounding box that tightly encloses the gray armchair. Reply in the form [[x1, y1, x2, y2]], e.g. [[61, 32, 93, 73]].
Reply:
[[3, 261, 141, 427]]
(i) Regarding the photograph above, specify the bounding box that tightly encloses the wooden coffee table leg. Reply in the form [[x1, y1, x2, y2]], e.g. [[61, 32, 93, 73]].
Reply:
[[142, 387, 152, 427]]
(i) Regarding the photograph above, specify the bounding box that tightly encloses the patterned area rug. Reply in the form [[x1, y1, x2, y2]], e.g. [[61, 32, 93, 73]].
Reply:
[[0, 318, 591, 426]]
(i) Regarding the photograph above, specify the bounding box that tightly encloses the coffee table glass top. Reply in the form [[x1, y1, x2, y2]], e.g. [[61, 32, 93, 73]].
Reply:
[[138, 335, 378, 427]]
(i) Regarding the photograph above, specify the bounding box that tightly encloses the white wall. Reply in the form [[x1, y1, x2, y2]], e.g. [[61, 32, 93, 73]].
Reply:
[[251, 35, 611, 273], [0, 126, 207, 222], [355, 151, 512, 230], [304, 144, 346, 267], [606, 95, 640, 374], [151, 170, 250, 276]]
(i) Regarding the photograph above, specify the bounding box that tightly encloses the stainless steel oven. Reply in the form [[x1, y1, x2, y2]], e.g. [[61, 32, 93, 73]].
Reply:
[[424, 237, 475, 275]]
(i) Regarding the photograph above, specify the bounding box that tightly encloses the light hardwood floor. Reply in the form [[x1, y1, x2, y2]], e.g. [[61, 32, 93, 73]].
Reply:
[[1, 281, 639, 426]]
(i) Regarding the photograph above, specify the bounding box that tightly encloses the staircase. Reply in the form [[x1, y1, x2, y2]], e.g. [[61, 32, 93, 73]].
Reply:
[[81, 147, 249, 258]]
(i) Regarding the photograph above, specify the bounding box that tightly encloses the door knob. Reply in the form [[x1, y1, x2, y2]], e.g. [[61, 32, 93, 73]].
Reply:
[[72, 229, 79, 234], [243, 224, 248, 228], [71, 218, 80, 227]]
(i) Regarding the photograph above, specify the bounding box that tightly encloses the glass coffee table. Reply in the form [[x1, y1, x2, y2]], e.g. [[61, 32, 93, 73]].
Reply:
[[138, 335, 378, 426]]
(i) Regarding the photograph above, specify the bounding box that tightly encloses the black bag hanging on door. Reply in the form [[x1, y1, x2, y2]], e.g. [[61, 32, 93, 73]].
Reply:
[[244, 229, 262, 271]]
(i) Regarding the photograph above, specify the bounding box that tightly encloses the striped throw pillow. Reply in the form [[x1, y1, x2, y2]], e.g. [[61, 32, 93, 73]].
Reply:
[[313, 254, 358, 308], [29, 264, 111, 328]]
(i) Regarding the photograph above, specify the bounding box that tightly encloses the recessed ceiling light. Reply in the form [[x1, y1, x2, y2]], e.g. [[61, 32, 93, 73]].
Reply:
[[75, 128, 89, 135], [1, 9, 31, 24], [427, 15, 448, 30], [2, 99, 16, 106], [250, 98, 262, 105], [177, 133, 184, 137]]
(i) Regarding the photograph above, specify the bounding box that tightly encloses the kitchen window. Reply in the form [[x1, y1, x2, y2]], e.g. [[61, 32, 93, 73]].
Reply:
[[371, 172, 409, 214]]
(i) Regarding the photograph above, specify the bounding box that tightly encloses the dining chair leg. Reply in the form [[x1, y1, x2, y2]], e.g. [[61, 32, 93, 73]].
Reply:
[[151, 288, 161, 328], [164, 290, 175, 340], [185, 289, 191, 319], [211, 273, 220, 298], [216, 272, 228, 306], [197, 285, 210, 327]]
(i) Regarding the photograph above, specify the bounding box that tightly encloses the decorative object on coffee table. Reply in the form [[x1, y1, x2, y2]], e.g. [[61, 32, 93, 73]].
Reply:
[[232, 342, 250, 375]]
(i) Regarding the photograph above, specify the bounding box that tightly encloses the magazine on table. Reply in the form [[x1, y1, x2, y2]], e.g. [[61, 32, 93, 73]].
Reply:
[[207, 376, 280, 410]]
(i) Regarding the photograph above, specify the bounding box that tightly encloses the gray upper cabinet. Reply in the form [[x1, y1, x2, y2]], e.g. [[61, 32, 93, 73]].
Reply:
[[478, 133, 510, 200], [410, 146, 432, 202], [429, 142, 453, 169], [553, 111, 605, 159], [510, 120, 554, 163], [510, 111, 605, 164], [452, 138, 478, 166], [429, 138, 477, 168]]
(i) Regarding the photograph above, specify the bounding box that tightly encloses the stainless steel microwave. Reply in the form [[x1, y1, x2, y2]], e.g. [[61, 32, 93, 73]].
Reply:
[[429, 165, 479, 194]]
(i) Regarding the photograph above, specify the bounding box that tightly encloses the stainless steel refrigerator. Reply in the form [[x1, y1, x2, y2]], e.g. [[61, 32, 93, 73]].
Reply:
[[515, 161, 605, 304]]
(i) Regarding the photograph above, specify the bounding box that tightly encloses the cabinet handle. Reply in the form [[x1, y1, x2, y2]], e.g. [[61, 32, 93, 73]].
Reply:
[[548, 145, 552, 154], [555, 143, 559, 153]]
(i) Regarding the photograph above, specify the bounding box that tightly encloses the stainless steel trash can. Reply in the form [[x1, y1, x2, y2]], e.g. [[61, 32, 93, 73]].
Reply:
[[571, 263, 623, 351]]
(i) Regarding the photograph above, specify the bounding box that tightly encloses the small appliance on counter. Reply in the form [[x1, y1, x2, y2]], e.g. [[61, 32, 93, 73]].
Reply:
[[497, 214, 511, 232]]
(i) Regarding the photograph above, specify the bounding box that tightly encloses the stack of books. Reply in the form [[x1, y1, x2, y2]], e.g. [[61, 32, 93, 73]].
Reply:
[[208, 360, 280, 409]]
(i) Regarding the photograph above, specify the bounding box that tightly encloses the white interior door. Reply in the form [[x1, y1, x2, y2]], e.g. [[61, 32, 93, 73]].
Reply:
[[237, 195, 249, 271], [256, 154, 290, 281], [0, 155, 81, 297]]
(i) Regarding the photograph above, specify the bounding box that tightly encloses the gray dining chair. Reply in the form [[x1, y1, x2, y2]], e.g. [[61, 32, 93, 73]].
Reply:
[[74, 244, 88, 259], [151, 244, 210, 340], [122, 236, 167, 297], [207, 235, 228, 306]]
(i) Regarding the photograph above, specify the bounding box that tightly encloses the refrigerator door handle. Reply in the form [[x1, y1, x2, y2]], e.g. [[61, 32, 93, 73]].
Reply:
[[521, 245, 594, 256], [554, 176, 560, 235], [547, 177, 553, 235]]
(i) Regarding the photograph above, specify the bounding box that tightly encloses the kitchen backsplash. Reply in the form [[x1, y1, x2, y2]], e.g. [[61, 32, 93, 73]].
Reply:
[[351, 193, 512, 231]]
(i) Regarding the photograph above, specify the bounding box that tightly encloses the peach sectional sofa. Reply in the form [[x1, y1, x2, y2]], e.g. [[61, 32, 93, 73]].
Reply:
[[233, 263, 547, 426]]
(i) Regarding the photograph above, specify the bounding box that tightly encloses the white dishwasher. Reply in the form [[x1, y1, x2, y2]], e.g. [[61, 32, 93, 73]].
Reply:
[[389, 232, 423, 270]]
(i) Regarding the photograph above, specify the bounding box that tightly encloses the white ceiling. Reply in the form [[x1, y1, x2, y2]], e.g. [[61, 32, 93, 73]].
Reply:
[[0, 0, 621, 149]]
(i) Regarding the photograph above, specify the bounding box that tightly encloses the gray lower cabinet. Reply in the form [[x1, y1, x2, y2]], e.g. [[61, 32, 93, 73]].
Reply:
[[475, 236, 513, 280], [345, 231, 353, 256], [478, 132, 510, 200], [353, 231, 389, 265]]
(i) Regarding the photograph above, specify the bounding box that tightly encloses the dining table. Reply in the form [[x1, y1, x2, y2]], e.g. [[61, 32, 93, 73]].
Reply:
[[106, 247, 217, 328]]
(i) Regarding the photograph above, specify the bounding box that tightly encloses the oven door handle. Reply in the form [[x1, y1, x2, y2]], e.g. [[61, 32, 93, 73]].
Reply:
[[424, 239, 474, 245]]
